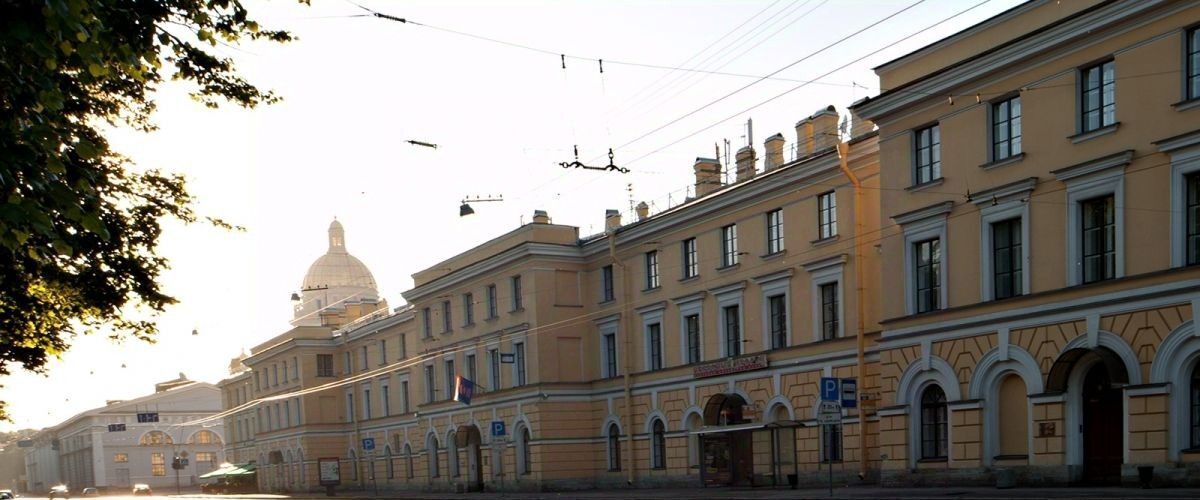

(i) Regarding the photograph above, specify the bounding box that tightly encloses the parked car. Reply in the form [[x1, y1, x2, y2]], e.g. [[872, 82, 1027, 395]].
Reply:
[[0, 488, 14, 499], [48, 485, 68, 500], [79, 488, 97, 497], [131, 484, 152, 496]]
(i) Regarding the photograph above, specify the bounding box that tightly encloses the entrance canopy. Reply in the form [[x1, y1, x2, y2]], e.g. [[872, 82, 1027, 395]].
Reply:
[[691, 420, 806, 435], [199, 463, 257, 479]]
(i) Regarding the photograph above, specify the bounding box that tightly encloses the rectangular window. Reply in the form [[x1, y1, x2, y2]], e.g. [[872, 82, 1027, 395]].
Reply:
[[463, 293, 474, 326], [1188, 173, 1200, 266], [293, 356, 299, 379], [914, 124, 941, 184], [489, 348, 501, 391], [114, 453, 128, 463], [721, 224, 739, 267], [1081, 60, 1116, 132], [768, 295, 787, 349], [272, 364, 278, 386], [511, 276, 523, 311], [822, 424, 843, 463], [992, 218, 1023, 299], [603, 332, 618, 378], [821, 282, 839, 340], [284, 399, 291, 426], [444, 359, 455, 401], [380, 339, 387, 365], [514, 342, 527, 386], [424, 365, 435, 404], [601, 265, 615, 302], [151, 453, 165, 477], [992, 96, 1022, 160], [316, 354, 334, 377], [196, 452, 216, 465], [914, 239, 941, 313], [682, 238, 699, 278], [422, 307, 432, 338], [685, 314, 701, 365], [343, 394, 352, 423], [282, 360, 288, 383], [645, 251, 660, 289], [441, 300, 452, 333], [818, 192, 837, 239], [382, 383, 391, 416], [723, 305, 741, 357], [399, 334, 407, 359], [766, 209, 785, 254], [1189, 27, 1200, 100], [360, 346, 368, 371], [254, 371, 260, 391], [647, 323, 663, 371], [486, 285, 498, 318], [401, 380, 410, 413], [466, 354, 477, 384], [362, 387, 372, 419], [1081, 195, 1116, 284]]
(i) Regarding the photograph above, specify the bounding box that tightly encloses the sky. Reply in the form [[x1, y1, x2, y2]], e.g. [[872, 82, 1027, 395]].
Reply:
[[0, 0, 1025, 432]]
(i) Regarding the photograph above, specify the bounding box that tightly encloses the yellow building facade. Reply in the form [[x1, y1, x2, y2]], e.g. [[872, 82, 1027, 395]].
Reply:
[[218, 0, 1200, 492]]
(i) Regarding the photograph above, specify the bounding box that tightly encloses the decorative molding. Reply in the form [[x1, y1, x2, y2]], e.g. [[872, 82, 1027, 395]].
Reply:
[[752, 268, 794, 285], [969, 177, 1038, 206], [1153, 127, 1200, 153], [1050, 149, 1133, 182], [709, 280, 747, 297], [635, 301, 667, 315], [671, 291, 707, 305], [891, 201, 954, 226], [800, 253, 848, 272]]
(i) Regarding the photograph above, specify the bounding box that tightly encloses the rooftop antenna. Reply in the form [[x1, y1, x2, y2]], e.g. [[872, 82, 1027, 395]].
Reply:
[[746, 117, 754, 147]]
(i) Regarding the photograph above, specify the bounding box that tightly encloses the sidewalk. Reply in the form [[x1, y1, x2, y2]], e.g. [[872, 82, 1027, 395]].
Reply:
[[169, 485, 1200, 499]]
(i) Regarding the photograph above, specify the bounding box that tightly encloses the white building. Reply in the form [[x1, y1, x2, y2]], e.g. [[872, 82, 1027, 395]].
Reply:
[[24, 376, 225, 493]]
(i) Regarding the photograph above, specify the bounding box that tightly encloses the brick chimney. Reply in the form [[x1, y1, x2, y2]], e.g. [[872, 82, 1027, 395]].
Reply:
[[810, 105, 840, 152], [693, 157, 722, 197], [795, 117, 814, 157], [532, 210, 550, 224], [605, 209, 622, 231], [735, 146, 756, 182], [764, 133, 785, 171], [635, 202, 649, 221]]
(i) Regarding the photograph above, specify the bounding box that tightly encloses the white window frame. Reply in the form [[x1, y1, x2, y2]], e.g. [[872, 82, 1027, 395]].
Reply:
[[423, 363, 435, 404], [713, 282, 745, 357], [1054, 152, 1129, 286], [766, 208, 785, 254], [512, 338, 527, 387], [380, 377, 391, 417], [754, 270, 792, 349], [1162, 133, 1200, 267], [645, 250, 660, 289], [639, 305, 665, 372], [444, 356, 456, 401], [803, 256, 845, 342], [979, 200, 1031, 301], [895, 202, 951, 316], [597, 317, 619, 378], [675, 294, 704, 365], [361, 383, 372, 420]]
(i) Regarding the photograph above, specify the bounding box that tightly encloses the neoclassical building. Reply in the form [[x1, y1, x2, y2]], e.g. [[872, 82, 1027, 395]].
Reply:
[[220, 0, 1200, 492]]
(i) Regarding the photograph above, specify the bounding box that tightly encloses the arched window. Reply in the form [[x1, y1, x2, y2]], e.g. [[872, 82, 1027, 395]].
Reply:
[[189, 430, 220, 445], [296, 449, 305, 487], [996, 374, 1029, 457], [385, 446, 394, 479], [606, 423, 621, 471], [516, 426, 532, 475], [426, 435, 440, 478], [1191, 363, 1200, 448], [447, 431, 459, 478], [651, 419, 666, 469], [139, 431, 173, 446], [684, 413, 703, 473], [404, 444, 414, 479], [920, 385, 948, 459]]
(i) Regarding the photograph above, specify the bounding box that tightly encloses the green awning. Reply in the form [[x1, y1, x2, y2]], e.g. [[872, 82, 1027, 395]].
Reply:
[[199, 463, 256, 479]]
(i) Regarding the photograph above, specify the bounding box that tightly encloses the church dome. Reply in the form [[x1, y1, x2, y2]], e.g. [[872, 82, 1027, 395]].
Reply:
[[301, 220, 378, 291]]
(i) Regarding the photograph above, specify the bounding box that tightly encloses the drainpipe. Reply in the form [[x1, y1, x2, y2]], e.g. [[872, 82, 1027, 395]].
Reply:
[[607, 230, 636, 485], [835, 141, 869, 480]]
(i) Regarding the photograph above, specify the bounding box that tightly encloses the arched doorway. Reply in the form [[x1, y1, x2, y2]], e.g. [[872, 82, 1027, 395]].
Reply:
[[1048, 345, 1130, 485], [455, 425, 484, 491], [700, 393, 753, 486]]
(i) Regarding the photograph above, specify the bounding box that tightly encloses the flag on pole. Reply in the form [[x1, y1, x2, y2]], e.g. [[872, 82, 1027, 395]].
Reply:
[[453, 375, 475, 405]]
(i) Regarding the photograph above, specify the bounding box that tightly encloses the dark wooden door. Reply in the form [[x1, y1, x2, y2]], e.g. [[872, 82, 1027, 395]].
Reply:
[[1082, 363, 1122, 485], [731, 431, 754, 486]]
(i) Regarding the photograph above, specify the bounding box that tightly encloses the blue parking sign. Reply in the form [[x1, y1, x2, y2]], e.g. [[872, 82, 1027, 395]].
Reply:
[[820, 377, 840, 402], [362, 438, 375, 451], [490, 420, 506, 437]]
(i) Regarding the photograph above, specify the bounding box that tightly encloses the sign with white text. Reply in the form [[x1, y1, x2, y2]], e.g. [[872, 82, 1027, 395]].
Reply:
[[318, 457, 341, 486]]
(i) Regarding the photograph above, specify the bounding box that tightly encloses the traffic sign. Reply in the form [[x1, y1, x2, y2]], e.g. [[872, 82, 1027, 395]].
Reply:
[[361, 437, 375, 451], [817, 401, 842, 425], [841, 378, 858, 408], [819, 377, 839, 402], [490, 420, 506, 437]]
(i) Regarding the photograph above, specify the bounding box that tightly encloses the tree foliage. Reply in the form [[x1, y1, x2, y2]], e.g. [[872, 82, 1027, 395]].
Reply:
[[0, 0, 300, 393]]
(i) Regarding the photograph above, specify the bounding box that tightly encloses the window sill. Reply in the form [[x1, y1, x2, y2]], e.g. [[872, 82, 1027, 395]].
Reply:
[[678, 275, 700, 283], [462, 322, 475, 329], [509, 307, 525, 314], [820, 460, 844, 465], [716, 263, 741, 273], [760, 249, 787, 260], [1172, 98, 1200, 112], [917, 457, 948, 463], [642, 286, 662, 294], [811, 235, 840, 247], [993, 454, 1028, 461], [1181, 447, 1200, 455], [1069, 122, 1120, 144], [906, 178, 944, 192], [599, 299, 615, 306], [979, 152, 1025, 170]]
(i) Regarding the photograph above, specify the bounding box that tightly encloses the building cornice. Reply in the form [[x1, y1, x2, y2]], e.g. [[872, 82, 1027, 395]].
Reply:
[[855, 1, 1170, 121], [403, 242, 584, 303]]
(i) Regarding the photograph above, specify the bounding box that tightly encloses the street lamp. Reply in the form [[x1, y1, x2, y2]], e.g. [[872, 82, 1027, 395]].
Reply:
[[459, 195, 503, 217]]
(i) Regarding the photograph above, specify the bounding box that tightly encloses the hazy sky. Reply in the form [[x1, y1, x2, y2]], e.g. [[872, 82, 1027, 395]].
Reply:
[[0, 0, 1023, 431]]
